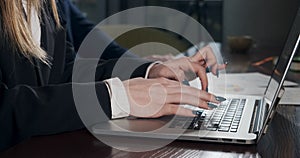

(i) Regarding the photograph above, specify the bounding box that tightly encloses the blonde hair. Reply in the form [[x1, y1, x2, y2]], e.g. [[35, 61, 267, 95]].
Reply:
[[0, 0, 61, 65]]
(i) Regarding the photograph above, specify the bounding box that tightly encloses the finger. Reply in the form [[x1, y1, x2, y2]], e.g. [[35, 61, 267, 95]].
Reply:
[[190, 62, 208, 91], [210, 63, 227, 76], [159, 64, 187, 81], [190, 48, 205, 61], [205, 52, 217, 67], [199, 59, 207, 67], [218, 64, 227, 70], [176, 69, 186, 82], [150, 103, 196, 117], [192, 46, 219, 68], [166, 93, 210, 109], [156, 77, 179, 85], [166, 86, 219, 103], [184, 69, 197, 80], [192, 46, 213, 61], [168, 104, 196, 117], [164, 61, 191, 82], [211, 64, 218, 75], [190, 46, 213, 59]]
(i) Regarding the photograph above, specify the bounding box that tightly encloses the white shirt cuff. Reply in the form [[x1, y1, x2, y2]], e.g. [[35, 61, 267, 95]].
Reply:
[[144, 61, 162, 79], [104, 78, 130, 119]]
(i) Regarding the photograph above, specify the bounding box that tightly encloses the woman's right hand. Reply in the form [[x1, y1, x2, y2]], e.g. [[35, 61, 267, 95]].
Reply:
[[123, 78, 220, 118]]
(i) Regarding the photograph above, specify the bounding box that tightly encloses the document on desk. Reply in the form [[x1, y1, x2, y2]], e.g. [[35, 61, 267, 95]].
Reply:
[[280, 87, 300, 105], [189, 73, 266, 95], [208, 72, 297, 88], [207, 72, 270, 95], [189, 72, 299, 105]]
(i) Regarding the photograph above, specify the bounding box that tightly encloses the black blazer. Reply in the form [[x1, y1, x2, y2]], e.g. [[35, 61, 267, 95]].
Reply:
[[0, 1, 151, 151]]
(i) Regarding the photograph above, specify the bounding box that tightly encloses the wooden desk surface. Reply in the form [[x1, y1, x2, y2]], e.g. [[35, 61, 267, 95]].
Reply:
[[1, 105, 299, 158]]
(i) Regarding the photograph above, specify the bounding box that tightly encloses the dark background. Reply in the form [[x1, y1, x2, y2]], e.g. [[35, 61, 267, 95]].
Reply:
[[72, 0, 299, 53]]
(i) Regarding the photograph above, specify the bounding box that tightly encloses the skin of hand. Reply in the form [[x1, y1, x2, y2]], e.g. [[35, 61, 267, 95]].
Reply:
[[148, 45, 226, 91], [123, 77, 220, 118], [143, 54, 175, 62], [196, 45, 226, 75]]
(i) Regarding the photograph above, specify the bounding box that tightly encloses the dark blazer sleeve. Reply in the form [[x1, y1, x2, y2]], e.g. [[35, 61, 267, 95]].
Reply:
[[0, 68, 111, 151], [61, 0, 138, 59], [0, 37, 152, 152], [0, 58, 152, 151]]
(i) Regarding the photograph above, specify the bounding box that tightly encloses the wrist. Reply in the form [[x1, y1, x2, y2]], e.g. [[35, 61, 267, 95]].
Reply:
[[146, 61, 163, 79], [148, 63, 163, 79]]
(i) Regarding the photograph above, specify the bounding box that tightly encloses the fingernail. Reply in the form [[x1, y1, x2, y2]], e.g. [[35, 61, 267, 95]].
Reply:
[[215, 96, 226, 102], [192, 110, 203, 115], [207, 102, 218, 109], [206, 67, 211, 73], [182, 80, 190, 86]]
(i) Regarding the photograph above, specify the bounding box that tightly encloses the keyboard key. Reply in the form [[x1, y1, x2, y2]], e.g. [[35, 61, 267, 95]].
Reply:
[[218, 127, 229, 132], [220, 124, 231, 127], [232, 122, 239, 126], [184, 98, 246, 131], [183, 122, 192, 129], [206, 127, 217, 131], [230, 129, 237, 132], [222, 119, 232, 122]]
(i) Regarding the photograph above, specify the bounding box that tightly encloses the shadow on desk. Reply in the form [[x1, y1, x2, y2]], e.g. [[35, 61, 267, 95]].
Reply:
[[257, 106, 300, 158]]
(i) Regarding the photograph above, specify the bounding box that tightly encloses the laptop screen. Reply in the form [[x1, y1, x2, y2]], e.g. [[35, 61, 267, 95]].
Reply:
[[264, 8, 300, 120]]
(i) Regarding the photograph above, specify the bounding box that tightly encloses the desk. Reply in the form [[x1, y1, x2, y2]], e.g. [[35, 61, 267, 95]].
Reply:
[[1, 105, 299, 157]]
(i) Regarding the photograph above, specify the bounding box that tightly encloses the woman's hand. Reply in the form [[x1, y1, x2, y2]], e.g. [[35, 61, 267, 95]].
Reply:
[[123, 77, 220, 118], [148, 45, 226, 91], [193, 45, 226, 75]]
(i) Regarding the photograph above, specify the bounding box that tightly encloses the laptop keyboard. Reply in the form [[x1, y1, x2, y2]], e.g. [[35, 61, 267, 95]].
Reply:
[[169, 98, 246, 133]]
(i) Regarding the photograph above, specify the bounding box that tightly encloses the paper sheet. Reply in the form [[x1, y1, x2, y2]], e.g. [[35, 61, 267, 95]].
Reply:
[[280, 87, 300, 105], [189, 72, 299, 105]]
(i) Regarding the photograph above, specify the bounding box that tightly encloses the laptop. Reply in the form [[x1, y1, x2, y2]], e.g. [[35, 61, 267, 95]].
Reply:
[[92, 8, 300, 145]]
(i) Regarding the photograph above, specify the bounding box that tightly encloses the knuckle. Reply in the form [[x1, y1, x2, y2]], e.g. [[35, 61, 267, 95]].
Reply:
[[169, 105, 177, 114]]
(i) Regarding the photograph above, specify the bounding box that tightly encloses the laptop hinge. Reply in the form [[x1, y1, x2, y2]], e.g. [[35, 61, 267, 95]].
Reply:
[[262, 88, 285, 134], [249, 99, 265, 134]]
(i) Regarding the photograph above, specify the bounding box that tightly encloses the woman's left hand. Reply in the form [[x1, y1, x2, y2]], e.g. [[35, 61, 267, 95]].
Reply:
[[148, 45, 226, 91]]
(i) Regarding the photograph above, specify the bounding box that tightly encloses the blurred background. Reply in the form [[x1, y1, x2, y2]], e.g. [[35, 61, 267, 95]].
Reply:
[[71, 0, 300, 76], [72, 0, 298, 49]]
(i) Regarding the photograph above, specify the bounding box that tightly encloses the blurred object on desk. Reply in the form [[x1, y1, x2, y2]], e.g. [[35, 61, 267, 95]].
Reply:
[[251, 53, 300, 84], [281, 87, 300, 105], [251, 56, 275, 75], [227, 35, 254, 53], [290, 56, 300, 72], [273, 55, 300, 72]]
